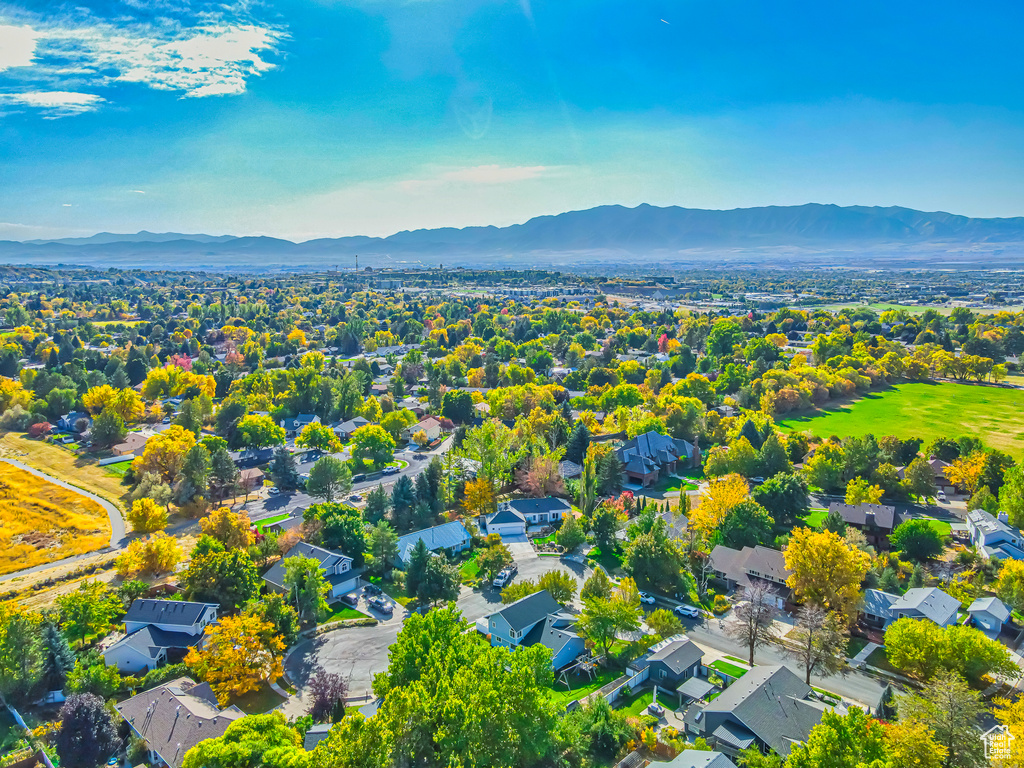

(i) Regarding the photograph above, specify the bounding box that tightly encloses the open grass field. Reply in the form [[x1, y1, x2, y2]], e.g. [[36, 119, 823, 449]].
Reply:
[[777, 382, 1024, 456], [809, 302, 1024, 316], [0, 461, 111, 575], [0, 433, 128, 509]]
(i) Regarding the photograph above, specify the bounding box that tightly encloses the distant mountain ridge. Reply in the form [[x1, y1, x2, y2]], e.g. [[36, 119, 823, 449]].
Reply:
[[5, 203, 1024, 271]]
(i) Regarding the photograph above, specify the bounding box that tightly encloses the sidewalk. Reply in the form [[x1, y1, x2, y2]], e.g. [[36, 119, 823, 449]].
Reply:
[[850, 642, 879, 668]]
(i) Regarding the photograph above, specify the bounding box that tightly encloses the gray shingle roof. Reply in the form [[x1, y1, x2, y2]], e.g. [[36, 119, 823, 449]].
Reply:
[[827, 502, 901, 531], [668, 752, 738, 768], [115, 678, 243, 768], [488, 507, 527, 525], [861, 589, 899, 619], [507, 497, 572, 517], [105, 626, 204, 661], [124, 599, 217, 628], [969, 596, 1011, 623], [637, 638, 705, 676], [396, 521, 471, 563], [890, 587, 960, 625], [262, 541, 354, 590], [489, 589, 563, 632]]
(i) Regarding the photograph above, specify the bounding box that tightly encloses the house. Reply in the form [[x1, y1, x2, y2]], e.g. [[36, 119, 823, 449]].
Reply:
[[616, 431, 700, 486], [303, 723, 333, 751], [239, 467, 265, 492], [395, 521, 472, 567], [966, 509, 1024, 560], [397, 397, 426, 416], [103, 599, 219, 674], [502, 497, 571, 527], [57, 411, 91, 433], [889, 587, 960, 627], [558, 460, 582, 479], [968, 597, 1011, 638], [403, 416, 442, 443], [827, 503, 904, 548], [667, 752, 738, 768], [230, 447, 275, 468], [482, 590, 586, 670], [112, 432, 149, 457], [682, 665, 835, 757], [335, 417, 370, 440], [484, 505, 527, 537], [263, 541, 359, 598], [282, 413, 320, 437], [859, 589, 900, 629], [474, 401, 491, 416], [115, 678, 243, 768], [628, 637, 707, 703], [709, 545, 791, 607]]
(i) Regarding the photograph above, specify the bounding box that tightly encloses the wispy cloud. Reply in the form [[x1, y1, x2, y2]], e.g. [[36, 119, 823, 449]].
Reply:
[[0, 90, 105, 117], [0, 3, 285, 116], [400, 164, 553, 191]]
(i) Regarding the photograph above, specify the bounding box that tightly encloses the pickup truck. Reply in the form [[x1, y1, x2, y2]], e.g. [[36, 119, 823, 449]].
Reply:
[[492, 564, 519, 589]]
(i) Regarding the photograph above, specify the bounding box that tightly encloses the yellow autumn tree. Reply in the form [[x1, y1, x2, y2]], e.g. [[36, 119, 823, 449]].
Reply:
[[126, 497, 168, 533], [115, 533, 182, 577], [845, 476, 884, 505], [463, 477, 495, 516], [200, 507, 254, 550], [785, 527, 870, 622], [132, 424, 196, 483], [690, 473, 749, 542], [944, 451, 987, 495], [359, 396, 383, 423], [994, 696, 1024, 768], [185, 614, 285, 704], [286, 328, 307, 347], [82, 385, 144, 422]]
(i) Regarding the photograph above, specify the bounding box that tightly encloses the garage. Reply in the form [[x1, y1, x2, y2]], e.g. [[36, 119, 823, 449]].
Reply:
[[485, 506, 527, 537]]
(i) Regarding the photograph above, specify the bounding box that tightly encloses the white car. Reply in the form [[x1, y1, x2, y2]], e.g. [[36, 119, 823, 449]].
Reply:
[[639, 592, 656, 605], [674, 604, 701, 619], [937, 490, 947, 502]]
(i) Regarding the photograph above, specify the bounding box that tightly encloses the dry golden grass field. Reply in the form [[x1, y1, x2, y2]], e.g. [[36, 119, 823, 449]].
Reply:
[[0, 460, 111, 575]]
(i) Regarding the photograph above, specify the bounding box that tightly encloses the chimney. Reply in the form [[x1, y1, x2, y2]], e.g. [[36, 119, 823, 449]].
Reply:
[[999, 511, 1010, 523]]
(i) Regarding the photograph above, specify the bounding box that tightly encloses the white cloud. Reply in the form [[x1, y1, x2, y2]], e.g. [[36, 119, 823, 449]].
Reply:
[[0, 24, 39, 71], [0, 6, 285, 115], [132, 190, 146, 194], [400, 164, 552, 191], [0, 90, 104, 117], [62, 203, 72, 207]]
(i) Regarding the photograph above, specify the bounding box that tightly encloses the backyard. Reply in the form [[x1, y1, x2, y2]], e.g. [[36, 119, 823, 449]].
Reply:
[[615, 689, 679, 717], [777, 382, 1024, 455], [545, 667, 622, 709]]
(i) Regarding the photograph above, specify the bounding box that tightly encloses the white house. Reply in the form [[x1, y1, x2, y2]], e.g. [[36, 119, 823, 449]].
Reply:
[[966, 509, 1024, 560], [403, 417, 442, 443], [968, 596, 1011, 638], [484, 497, 571, 537], [263, 541, 359, 599], [104, 600, 218, 674]]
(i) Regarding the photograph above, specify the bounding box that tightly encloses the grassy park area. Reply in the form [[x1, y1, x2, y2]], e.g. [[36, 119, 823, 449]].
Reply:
[[778, 382, 1024, 455]]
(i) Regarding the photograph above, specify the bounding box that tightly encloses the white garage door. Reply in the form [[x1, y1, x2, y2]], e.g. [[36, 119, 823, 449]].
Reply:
[[488, 522, 526, 537]]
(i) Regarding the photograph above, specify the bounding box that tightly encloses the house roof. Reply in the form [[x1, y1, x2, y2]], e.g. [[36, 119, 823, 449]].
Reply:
[[239, 467, 264, 480], [113, 433, 149, 451], [124, 599, 217, 628], [631, 637, 705, 677], [710, 544, 791, 589], [521, 613, 581, 661], [416, 417, 442, 430], [115, 678, 243, 768], [616, 431, 695, 470], [105, 626, 205, 662], [969, 596, 1011, 623], [506, 497, 572, 517], [395, 521, 471, 562], [677, 677, 717, 701], [263, 542, 354, 589], [704, 665, 825, 757], [890, 588, 960, 625], [488, 506, 528, 526], [668, 752, 737, 768], [827, 502, 901, 531], [861, 589, 899, 618], [303, 723, 332, 751], [488, 589, 563, 632], [337, 417, 370, 433]]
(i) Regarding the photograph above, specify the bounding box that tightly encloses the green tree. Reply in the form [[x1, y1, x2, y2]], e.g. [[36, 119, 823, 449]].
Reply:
[[284, 555, 330, 624], [90, 408, 127, 448], [297, 422, 343, 453], [210, 446, 241, 500], [40, 618, 76, 692], [537, 570, 577, 603], [404, 539, 431, 598], [556, 512, 586, 551], [0, 604, 43, 703], [270, 446, 301, 491], [477, 543, 513, 581], [350, 424, 396, 469], [440, 389, 474, 424], [181, 539, 261, 612], [232, 414, 286, 449], [367, 522, 399, 577], [757, 432, 792, 477], [417, 555, 460, 606], [243, 595, 300, 647], [751, 472, 810, 523], [581, 568, 613, 601], [306, 456, 353, 502], [363, 483, 390, 524], [900, 672, 986, 768], [56, 693, 121, 768], [904, 456, 939, 500], [308, 503, 367, 563], [56, 581, 123, 647], [646, 608, 684, 638], [577, 578, 642, 658], [182, 712, 307, 768], [889, 519, 946, 561], [719, 500, 774, 549], [565, 421, 591, 465], [787, 708, 886, 768]]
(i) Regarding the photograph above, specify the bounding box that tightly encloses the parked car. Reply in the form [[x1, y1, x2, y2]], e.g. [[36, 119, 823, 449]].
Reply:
[[349, 494, 363, 502], [368, 596, 393, 614], [382, 466, 400, 475], [493, 564, 518, 589], [937, 490, 947, 501], [364, 584, 381, 596], [352, 473, 366, 483], [268, 487, 280, 496], [339, 593, 359, 607], [638, 592, 656, 605], [674, 604, 701, 618]]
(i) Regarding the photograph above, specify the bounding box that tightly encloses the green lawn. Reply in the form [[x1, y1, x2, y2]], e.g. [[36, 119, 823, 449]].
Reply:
[[370, 576, 413, 607], [915, 518, 952, 536], [459, 553, 480, 582], [615, 689, 679, 717], [866, 646, 900, 675], [798, 509, 828, 528], [847, 637, 869, 657], [586, 546, 624, 575], [710, 659, 749, 679], [777, 382, 1024, 455], [103, 461, 132, 477], [545, 667, 622, 708], [320, 604, 370, 623], [255, 513, 292, 533], [653, 476, 699, 493]]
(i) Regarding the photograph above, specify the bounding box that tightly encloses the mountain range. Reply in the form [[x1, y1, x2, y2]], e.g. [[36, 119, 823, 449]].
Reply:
[[6, 203, 1024, 272]]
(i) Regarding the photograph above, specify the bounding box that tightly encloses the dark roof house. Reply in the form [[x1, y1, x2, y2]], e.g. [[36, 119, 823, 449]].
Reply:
[[616, 431, 700, 487]]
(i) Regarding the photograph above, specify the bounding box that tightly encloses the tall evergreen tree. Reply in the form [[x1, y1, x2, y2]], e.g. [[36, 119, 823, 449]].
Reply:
[[405, 539, 431, 598], [565, 421, 591, 465], [40, 618, 76, 692], [270, 446, 301, 491], [390, 475, 417, 531]]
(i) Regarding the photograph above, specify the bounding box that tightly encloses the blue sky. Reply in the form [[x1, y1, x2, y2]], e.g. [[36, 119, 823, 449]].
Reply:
[[1, 0, 1023, 240]]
